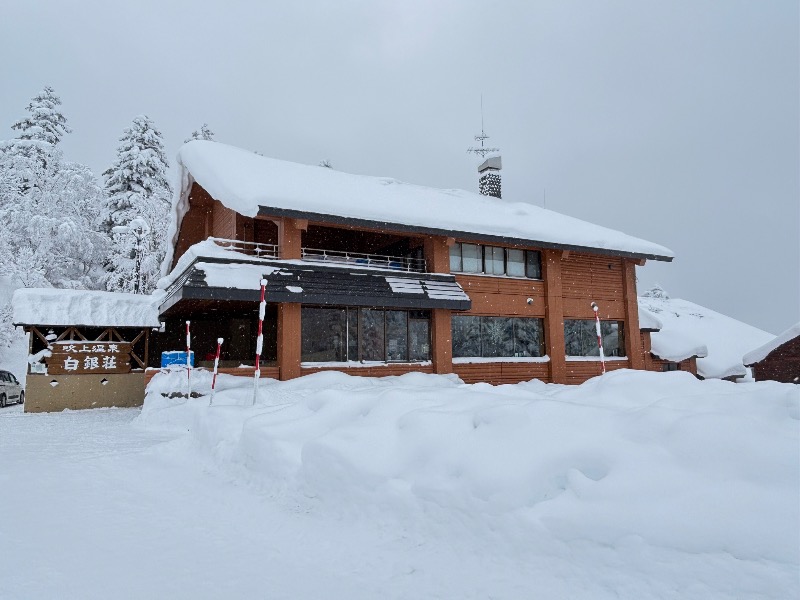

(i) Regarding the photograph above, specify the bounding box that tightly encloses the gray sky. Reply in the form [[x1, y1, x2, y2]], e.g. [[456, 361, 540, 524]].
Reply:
[[2, 0, 798, 334]]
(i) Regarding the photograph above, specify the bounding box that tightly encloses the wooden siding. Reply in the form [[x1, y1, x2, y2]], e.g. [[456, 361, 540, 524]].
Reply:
[[453, 361, 550, 385], [456, 275, 546, 316], [301, 364, 434, 378], [565, 359, 629, 384], [561, 252, 624, 317], [640, 332, 698, 375], [211, 199, 237, 240], [751, 336, 800, 384]]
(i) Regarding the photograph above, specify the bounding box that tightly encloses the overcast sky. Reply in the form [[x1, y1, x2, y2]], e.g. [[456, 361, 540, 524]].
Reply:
[[2, 0, 798, 334]]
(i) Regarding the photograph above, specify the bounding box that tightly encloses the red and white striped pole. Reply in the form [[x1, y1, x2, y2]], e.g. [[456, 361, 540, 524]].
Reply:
[[252, 278, 268, 405], [186, 320, 192, 397], [209, 337, 223, 406], [591, 302, 606, 374]]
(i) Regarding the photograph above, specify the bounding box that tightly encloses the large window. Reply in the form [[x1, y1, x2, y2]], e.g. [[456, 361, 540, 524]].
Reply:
[[452, 315, 545, 358], [302, 307, 431, 363], [564, 320, 626, 357], [449, 243, 541, 279]]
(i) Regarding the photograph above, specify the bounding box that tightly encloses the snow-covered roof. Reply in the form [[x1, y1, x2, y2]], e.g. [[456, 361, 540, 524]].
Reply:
[[12, 288, 161, 328], [164, 141, 674, 274], [637, 305, 663, 331], [743, 322, 800, 366], [639, 294, 773, 379]]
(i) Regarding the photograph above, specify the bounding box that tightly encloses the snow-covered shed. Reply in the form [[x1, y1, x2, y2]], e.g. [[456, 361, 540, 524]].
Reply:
[[638, 290, 773, 380], [743, 322, 800, 384], [12, 288, 160, 412]]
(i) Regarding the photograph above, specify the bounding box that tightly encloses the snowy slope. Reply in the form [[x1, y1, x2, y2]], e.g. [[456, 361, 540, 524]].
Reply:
[[744, 322, 800, 365], [639, 295, 773, 379], [164, 141, 674, 275]]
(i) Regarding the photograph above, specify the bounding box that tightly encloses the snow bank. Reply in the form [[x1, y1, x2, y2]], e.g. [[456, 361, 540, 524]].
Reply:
[[12, 288, 161, 328], [164, 141, 673, 276], [744, 322, 800, 365], [639, 295, 772, 379], [138, 369, 799, 578]]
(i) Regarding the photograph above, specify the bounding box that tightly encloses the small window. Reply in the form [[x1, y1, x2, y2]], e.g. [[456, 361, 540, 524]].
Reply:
[[506, 249, 525, 277], [461, 244, 481, 273], [662, 362, 680, 372], [525, 251, 542, 279], [449, 243, 462, 272], [484, 246, 505, 275]]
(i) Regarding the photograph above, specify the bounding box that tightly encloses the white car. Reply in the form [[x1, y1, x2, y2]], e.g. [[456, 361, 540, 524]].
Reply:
[[0, 370, 23, 407]]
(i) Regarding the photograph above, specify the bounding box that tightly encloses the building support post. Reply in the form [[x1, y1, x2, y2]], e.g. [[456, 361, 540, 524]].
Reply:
[[277, 303, 301, 380], [430, 309, 452, 374], [544, 249, 567, 383], [622, 259, 644, 369], [276, 217, 306, 260]]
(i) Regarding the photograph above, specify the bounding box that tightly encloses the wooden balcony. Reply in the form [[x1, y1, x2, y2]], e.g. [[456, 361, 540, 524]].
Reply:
[[300, 247, 427, 273]]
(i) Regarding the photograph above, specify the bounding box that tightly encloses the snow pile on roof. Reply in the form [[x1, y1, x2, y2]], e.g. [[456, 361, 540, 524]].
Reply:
[[165, 141, 673, 274], [637, 305, 663, 331], [12, 288, 161, 328], [744, 322, 800, 366], [639, 290, 773, 379], [135, 368, 798, 597], [157, 238, 278, 290]]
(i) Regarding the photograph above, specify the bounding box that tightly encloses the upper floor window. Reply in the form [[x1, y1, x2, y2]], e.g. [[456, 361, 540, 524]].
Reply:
[[449, 243, 541, 279]]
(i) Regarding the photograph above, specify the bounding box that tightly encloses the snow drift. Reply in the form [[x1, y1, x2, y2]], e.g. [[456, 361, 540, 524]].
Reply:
[[138, 368, 799, 596]]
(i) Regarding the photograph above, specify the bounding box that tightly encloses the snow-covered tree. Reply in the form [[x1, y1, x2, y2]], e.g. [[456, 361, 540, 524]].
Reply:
[[103, 115, 172, 294], [184, 123, 214, 144], [318, 159, 333, 168], [11, 86, 71, 146]]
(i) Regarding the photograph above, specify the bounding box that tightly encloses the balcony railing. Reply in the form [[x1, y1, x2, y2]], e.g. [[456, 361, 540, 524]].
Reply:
[[301, 248, 427, 273], [210, 237, 278, 259]]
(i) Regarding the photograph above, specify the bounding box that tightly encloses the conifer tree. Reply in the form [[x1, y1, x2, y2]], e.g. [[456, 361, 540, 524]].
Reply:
[[184, 123, 214, 144], [11, 86, 71, 146], [103, 115, 172, 293]]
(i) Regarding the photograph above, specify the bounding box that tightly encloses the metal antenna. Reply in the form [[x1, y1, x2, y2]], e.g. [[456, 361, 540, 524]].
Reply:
[[467, 94, 500, 158]]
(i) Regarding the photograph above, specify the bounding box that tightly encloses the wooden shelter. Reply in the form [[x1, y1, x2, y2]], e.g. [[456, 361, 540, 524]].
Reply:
[[744, 323, 800, 384]]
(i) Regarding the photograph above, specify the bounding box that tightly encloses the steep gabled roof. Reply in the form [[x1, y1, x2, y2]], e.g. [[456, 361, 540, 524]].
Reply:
[[165, 141, 674, 274]]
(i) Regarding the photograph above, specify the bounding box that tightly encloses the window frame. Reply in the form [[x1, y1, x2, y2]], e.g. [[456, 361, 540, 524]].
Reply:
[[451, 315, 546, 358], [563, 319, 626, 358], [449, 242, 542, 280]]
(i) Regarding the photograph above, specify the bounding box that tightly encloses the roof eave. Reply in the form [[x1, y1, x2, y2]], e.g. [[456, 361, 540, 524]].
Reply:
[[256, 205, 674, 262]]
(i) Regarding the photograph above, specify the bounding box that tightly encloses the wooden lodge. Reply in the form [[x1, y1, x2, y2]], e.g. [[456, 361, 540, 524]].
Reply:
[[152, 141, 676, 387]]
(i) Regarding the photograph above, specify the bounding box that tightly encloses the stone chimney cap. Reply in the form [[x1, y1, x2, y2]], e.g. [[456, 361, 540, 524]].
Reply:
[[478, 155, 502, 173]]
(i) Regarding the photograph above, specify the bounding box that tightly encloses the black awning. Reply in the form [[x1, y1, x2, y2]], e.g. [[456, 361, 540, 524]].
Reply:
[[159, 259, 471, 315]]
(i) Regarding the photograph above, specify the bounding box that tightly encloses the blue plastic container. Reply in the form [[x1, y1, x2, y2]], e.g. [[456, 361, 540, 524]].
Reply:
[[161, 350, 194, 368]]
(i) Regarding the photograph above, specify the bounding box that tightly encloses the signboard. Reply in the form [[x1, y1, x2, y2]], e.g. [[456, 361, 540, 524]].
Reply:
[[45, 341, 132, 375]]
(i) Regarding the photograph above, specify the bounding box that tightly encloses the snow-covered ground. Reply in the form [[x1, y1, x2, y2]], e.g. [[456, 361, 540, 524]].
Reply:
[[1, 370, 797, 599]]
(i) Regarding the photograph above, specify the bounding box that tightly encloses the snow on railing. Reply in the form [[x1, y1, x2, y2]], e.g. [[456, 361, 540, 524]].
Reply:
[[301, 248, 427, 273], [210, 237, 278, 259]]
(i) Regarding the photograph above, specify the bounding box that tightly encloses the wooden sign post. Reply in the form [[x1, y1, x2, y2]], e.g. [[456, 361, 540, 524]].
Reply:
[[46, 341, 133, 375]]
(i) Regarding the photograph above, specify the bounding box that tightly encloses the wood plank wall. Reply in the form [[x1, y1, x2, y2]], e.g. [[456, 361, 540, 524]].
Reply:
[[301, 364, 435, 378], [453, 362, 550, 385], [561, 252, 625, 319]]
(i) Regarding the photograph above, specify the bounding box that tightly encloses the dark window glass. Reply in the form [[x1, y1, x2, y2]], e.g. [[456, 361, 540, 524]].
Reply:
[[526, 251, 542, 279], [564, 320, 626, 357], [506, 249, 525, 277], [481, 317, 514, 357], [452, 315, 482, 357], [449, 243, 462, 272], [662, 362, 680, 372], [484, 246, 505, 275], [453, 316, 544, 358], [386, 310, 409, 361], [360, 309, 385, 361], [461, 244, 481, 273], [347, 308, 359, 361], [302, 308, 346, 362], [409, 317, 431, 361], [514, 318, 545, 357]]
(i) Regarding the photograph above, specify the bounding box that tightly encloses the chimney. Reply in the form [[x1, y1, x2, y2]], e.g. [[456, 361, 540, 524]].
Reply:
[[478, 155, 502, 198]]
